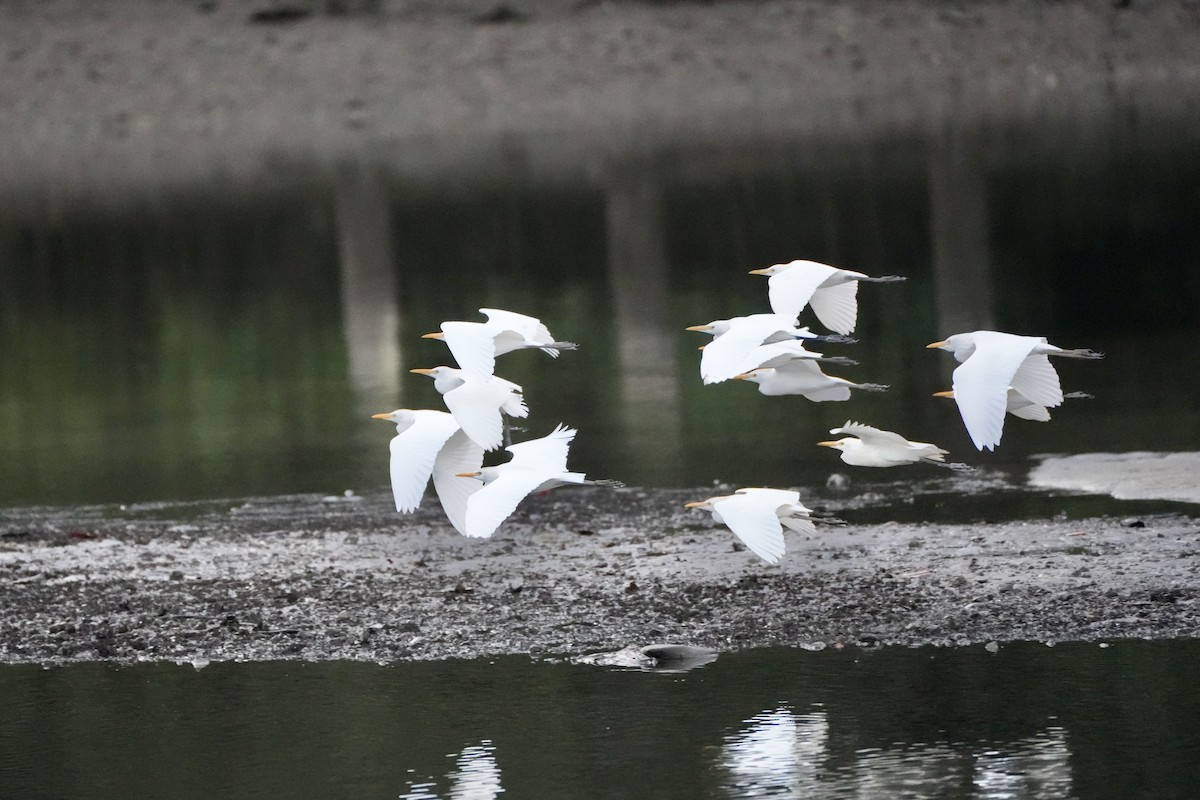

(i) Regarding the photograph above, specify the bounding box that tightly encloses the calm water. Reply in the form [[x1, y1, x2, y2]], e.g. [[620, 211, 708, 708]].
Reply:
[[2, 123, 1199, 509], [1, 641, 1199, 799]]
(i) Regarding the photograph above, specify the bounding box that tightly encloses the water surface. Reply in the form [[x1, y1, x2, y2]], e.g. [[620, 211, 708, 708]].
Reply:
[[2, 641, 1199, 799]]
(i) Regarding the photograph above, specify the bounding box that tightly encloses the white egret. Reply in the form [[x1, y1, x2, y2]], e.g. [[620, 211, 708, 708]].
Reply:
[[685, 313, 855, 385], [685, 488, 821, 564], [927, 331, 1102, 451], [370, 409, 484, 536], [410, 366, 528, 451], [422, 308, 577, 378], [455, 424, 623, 538], [748, 259, 906, 335], [817, 421, 971, 470], [733, 360, 889, 401]]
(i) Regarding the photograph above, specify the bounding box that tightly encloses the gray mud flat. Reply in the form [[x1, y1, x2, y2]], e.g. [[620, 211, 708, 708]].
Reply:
[[1, 490, 1198, 664]]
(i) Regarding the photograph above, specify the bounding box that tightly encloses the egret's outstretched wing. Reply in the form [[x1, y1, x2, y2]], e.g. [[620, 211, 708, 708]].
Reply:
[[1009, 353, 1064, 408], [480, 308, 544, 335], [432, 429, 485, 535], [443, 380, 514, 451], [831, 421, 911, 447], [463, 470, 549, 539], [780, 516, 817, 536], [808, 279, 859, 335], [951, 337, 1034, 451], [766, 261, 837, 319], [504, 425, 576, 474], [387, 411, 460, 512], [713, 494, 787, 564], [699, 315, 792, 384], [1005, 388, 1052, 421], [439, 321, 498, 378]]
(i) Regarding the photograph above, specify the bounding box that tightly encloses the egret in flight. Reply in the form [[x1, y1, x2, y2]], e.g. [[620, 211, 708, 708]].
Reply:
[[422, 308, 577, 378], [370, 409, 484, 536], [410, 366, 528, 451], [817, 421, 971, 470], [748, 259, 906, 335], [455, 424, 623, 538], [733, 360, 889, 401], [686, 313, 856, 385], [927, 331, 1102, 450], [685, 488, 822, 564]]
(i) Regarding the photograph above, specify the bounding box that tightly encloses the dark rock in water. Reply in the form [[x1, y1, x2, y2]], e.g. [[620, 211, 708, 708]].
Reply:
[[1121, 517, 1145, 528], [641, 644, 719, 671]]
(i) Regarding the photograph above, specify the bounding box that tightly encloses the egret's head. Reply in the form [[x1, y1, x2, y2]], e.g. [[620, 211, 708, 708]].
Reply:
[[684, 500, 712, 510], [732, 370, 767, 383], [421, 331, 445, 340], [931, 390, 955, 399], [371, 409, 417, 432], [816, 438, 849, 451], [455, 471, 482, 479], [684, 324, 713, 333], [748, 263, 786, 277], [410, 367, 439, 377], [926, 339, 948, 350]]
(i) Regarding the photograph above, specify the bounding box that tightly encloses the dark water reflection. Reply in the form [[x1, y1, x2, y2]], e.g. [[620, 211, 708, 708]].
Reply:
[[2, 124, 1198, 508], [2, 641, 1200, 799]]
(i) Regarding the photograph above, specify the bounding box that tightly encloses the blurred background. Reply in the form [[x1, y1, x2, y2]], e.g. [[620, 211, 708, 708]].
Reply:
[[1, 0, 1198, 507]]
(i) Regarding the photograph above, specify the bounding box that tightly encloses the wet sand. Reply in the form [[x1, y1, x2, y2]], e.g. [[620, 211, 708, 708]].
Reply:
[[1, 490, 1197, 664]]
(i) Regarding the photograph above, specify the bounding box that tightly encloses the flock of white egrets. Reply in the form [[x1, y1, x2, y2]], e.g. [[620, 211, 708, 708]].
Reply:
[[373, 260, 1100, 562]]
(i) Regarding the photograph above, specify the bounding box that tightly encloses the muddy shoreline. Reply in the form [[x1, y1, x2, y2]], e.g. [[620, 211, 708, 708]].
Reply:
[[2, 489, 1197, 665]]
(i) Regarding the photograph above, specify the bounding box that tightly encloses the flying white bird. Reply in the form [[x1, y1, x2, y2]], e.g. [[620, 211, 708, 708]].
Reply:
[[454, 424, 623, 538], [748, 259, 906, 335], [370, 409, 484, 536], [410, 366, 528, 451], [685, 313, 856, 384], [927, 331, 1102, 451], [733, 360, 889, 401], [422, 308, 577, 378], [685, 488, 822, 564], [816, 421, 971, 470]]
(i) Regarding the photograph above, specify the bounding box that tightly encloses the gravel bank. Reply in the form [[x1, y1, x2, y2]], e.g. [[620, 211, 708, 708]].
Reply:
[[1, 490, 1197, 664]]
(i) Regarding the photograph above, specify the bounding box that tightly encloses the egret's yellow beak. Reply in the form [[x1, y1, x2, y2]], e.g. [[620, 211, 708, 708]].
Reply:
[[410, 368, 437, 375], [421, 332, 445, 340], [747, 267, 771, 276], [926, 340, 948, 349], [816, 440, 839, 448], [684, 501, 708, 509], [731, 372, 752, 380], [370, 412, 393, 420], [932, 390, 955, 398], [455, 471, 482, 478], [684, 325, 712, 332]]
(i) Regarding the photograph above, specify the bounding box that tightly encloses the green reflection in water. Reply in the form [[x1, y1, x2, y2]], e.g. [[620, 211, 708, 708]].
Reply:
[[1, 641, 1199, 799], [1, 133, 1198, 507]]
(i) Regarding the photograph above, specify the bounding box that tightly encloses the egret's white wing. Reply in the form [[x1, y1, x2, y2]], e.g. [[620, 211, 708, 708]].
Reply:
[[780, 516, 817, 536], [951, 337, 1034, 451], [504, 424, 576, 474], [463, 469, 550, 538], [443, 381, 511, 451], [700, 315, 792, 384], [480, 308, 543, 337], [440, 321, 498, 378], [766, 261, 837, 319], [1009, 353, 1064, 408], [712, 494, 787, 564], [738, 339, 822, 373], [735, 487, 801, 506], [831, 421, 911, 447], [489, 374, 524, 394], [432, 429, 485, 536], [387, 411, 460, 513], [1005, 388, 1052, 421], [808, 280, 859, 335]]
